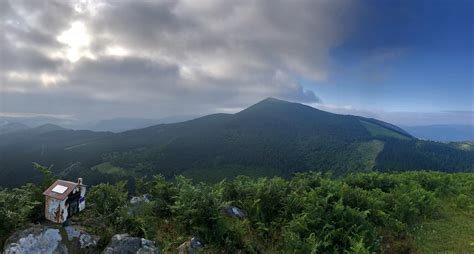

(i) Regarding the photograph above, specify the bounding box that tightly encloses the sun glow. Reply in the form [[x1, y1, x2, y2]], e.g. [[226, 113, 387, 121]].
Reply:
[[56, 21, 92, 62], [106, 46, 129, 57], [41, 73, 67, 87]]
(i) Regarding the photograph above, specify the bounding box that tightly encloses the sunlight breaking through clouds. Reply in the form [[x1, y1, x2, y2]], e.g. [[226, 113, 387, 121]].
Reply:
[[56, 21, 93, 62], [105, 46, 129, 57], [40, 73, 67, 87], [0, 0, 471, 125], [2, 0, 336, 120]]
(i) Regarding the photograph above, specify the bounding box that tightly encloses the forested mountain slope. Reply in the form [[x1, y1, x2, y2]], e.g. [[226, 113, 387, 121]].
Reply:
[[0, 98, 472, 187]]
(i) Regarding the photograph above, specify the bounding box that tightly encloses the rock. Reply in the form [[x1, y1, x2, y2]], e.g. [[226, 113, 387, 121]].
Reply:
[[4, 226, 67, 254], [103, 234, 160, 254], [79, 233, 97, 249], [224, 206, 246, 218], [64, 226, 98, 250], [129, 194, 152, 215], [3, 225, 98, 254], [177, 237, 202, 254], [130, 194, 151, 206], [64, 225, 80, 240]]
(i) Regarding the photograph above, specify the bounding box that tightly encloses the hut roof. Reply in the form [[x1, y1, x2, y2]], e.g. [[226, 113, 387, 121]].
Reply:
[[43, 179, 79, 201]]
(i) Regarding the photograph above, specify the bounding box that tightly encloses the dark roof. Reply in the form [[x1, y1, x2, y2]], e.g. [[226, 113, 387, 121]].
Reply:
[[43, 179, 79, 201]]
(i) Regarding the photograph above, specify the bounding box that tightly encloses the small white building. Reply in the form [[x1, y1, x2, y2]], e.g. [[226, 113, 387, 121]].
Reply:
[[43, 178, 86, 223]]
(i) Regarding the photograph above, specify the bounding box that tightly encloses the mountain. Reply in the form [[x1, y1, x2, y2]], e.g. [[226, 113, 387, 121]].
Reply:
[[0, 115, 197, 133], [404, 124, 474, 142], [0, 127, 114, 187], [83, 116, 196, 132], [31, 123, 68, 134], [0, 122, 30, 135], [0, 98, 472, 187], [0, 122, 67, 135], [0, 116, 77, 129]]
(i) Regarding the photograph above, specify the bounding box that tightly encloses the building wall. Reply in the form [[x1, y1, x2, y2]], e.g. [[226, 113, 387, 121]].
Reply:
[[79, 186, 86, 211], [44, 185, 86, 223], [45, 196, 68, 223]]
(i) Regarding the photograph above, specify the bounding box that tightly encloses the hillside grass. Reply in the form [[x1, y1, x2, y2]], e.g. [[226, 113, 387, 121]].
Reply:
[[355, 140, 385, 169], [92, 162, 127, 176], [360, 120, 410, 140], [451, 141, 474, 151], [412, 201, 474, 253]]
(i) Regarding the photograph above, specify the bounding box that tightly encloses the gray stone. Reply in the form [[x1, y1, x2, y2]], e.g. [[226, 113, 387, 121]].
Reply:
[[79, 233, 96, 249], [64, 226, 98, 250], [3, 226, 67, 254], [128, 194, 152, 215], [64, 226, 81, 241], [224, 206, 246, 218], [103, 234, 159, 254], [3, 225, 98, 254]]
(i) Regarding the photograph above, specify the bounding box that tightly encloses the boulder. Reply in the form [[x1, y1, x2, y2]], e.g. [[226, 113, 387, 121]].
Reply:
[[3, 226, 67, 254], [64, 226, 98, 250], [103, 234, 160, 254], [3, 225, 97, 254]]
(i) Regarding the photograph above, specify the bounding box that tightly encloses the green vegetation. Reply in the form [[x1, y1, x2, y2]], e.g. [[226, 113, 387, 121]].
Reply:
[[451, 141, 474, 151], [1, 163, 473, 253], [352, 140, 385, 170], [1, 98, 473, 188], [376, 139, 474, 172], [92, 162, 128, 176], [0, 163, 55, 246], [360, 120, 409, 140], [412, 202, 474, 253], [181, 165, 283, 183]]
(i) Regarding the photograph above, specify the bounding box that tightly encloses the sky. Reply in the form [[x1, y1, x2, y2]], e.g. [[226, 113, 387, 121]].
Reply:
[[0, 0, 473, 126]]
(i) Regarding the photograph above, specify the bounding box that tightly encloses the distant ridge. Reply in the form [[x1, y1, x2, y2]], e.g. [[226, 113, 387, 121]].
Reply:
[[32, 123, 67, 134], [82, 116, 197, 132], [0, 122, 30, 135]]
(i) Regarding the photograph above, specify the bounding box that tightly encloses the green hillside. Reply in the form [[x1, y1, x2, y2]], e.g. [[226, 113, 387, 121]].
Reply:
[[0, 98, 472, 187], [1, 169, 473, 252]]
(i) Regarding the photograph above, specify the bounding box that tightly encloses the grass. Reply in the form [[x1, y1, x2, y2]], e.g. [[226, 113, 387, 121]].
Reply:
[[360, 120, 409, 140], [412, 202, 474, 253], [355, 140, 385, 169], [92, 162, 128, 176], [452, 141, 474, 151]]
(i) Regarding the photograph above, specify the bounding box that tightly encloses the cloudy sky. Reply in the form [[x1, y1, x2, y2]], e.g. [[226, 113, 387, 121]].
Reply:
[[1, 0, 472, 126]]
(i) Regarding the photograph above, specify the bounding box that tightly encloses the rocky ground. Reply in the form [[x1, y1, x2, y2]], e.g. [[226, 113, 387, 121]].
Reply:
[[3, 224, 160, 254]]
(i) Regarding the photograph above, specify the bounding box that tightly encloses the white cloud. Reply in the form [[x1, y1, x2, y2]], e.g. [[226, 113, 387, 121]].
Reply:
[[105, 46, 129, 57], [40, 73, 67, 87]]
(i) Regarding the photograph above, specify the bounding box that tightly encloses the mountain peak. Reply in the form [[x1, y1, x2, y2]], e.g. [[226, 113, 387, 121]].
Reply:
[[35, 123, 66, 129], [260, 97, 290, 104], [237, 97, 327, 119], [237, 97, 293, 115]]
